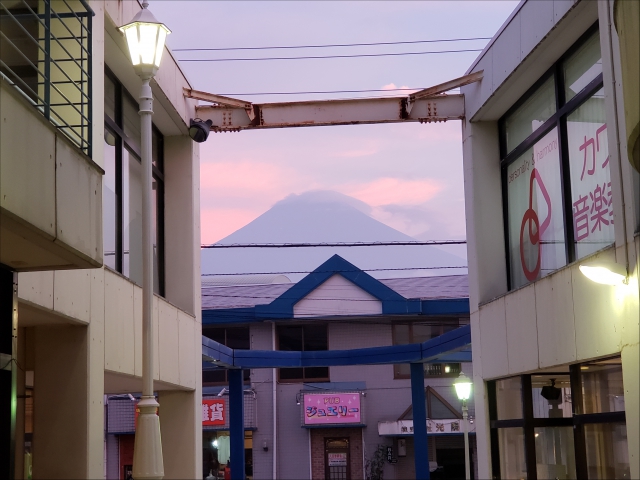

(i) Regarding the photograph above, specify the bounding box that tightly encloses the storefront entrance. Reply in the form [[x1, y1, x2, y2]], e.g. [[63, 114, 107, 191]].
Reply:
[[325, 438, 350, 480]]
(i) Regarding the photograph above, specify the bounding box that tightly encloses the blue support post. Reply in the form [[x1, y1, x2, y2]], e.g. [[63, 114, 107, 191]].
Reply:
[[228, 369, 245, 480], [410, 363, 430, 479]]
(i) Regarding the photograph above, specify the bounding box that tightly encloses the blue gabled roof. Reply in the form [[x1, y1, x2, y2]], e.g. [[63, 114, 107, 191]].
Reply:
[[202, 255, 469, 324], [254, 255, 420, 318]]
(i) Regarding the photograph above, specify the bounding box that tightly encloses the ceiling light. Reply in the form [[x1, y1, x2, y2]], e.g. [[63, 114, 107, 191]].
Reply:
[[579, 261, 627, 285]]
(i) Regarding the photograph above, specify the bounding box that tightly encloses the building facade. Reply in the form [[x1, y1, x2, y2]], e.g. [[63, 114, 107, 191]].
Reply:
[[461, 0, 639, 479], [1, 1, 202, 478], [201, 255, 476, 480]]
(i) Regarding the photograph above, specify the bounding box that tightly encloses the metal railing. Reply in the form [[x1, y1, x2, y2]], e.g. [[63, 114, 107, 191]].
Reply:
[[0, 0, 93, 156]]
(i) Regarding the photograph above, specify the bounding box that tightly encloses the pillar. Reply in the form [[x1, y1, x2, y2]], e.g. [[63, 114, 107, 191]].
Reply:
[[410, 363, 430, 480], [229, 369, 245, 480], [158, 390, 201, 479]]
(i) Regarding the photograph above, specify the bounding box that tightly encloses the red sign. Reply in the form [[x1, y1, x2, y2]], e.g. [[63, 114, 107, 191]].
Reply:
[[202, 399, 225, 426]]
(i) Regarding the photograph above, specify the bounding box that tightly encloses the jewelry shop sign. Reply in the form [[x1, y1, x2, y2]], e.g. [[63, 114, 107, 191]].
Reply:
[[303, 393, 362, 426]]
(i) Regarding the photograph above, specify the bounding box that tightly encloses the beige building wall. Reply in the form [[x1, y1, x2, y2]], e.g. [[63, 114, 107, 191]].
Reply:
[[461, 1, 639, 478], [5, 0, 202, 478]]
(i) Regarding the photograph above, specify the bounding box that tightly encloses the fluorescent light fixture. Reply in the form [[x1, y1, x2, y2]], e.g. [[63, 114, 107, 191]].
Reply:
[[579, 261, 627, 285]]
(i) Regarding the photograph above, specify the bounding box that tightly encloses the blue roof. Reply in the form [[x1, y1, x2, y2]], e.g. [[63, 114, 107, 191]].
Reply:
[[202, 255, 469, 324]]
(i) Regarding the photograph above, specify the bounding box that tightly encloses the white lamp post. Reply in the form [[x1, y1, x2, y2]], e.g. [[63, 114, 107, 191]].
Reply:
[[119, 3, 170, 479], [454, 372, 473, 480]]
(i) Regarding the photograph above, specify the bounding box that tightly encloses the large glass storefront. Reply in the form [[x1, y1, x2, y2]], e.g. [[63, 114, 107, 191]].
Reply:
[[203, 430, 253, 480], [488, 357, 629, 479]]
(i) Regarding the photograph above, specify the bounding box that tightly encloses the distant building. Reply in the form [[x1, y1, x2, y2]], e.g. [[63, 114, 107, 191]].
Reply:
[[200, 255, 475, 480]]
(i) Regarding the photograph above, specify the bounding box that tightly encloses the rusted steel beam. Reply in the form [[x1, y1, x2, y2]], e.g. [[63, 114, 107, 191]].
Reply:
[[409, 71, 483, 100], [195, 94, 464, 132]]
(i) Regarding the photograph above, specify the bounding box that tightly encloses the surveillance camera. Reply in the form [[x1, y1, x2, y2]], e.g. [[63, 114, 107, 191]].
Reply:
[[189, 118, 213, 143]]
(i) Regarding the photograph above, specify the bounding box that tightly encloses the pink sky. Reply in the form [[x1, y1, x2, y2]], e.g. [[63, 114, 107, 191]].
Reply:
[[152, 1, 520, 244]]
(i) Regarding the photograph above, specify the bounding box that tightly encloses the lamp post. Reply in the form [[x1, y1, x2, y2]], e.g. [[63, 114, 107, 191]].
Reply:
[[119, 3, 170, 478], [454, 372, 472, 480]]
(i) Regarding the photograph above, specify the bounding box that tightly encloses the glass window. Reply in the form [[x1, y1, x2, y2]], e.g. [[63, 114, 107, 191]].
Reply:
[[504, 76, 557, 154], [104, 70, 164, 295], [496, 376, 523, 420], [502, 28, 608, 291], [122, 94, 141, 147], [584, 423, 630, 480], [564, 31, 602, 102], [202, 327, 250, 385], [103, 128, 118, 271], [498, 428, 528, 479], [105, 75, 117, 122], [278, 325, 329, 382], [392, 321, 462, 378], [581, 358, 625, 414], [534, 426, 576, 479], [531, 374, 572, 418], [506, 128, 566, 289], [567, 89, 614, 259]]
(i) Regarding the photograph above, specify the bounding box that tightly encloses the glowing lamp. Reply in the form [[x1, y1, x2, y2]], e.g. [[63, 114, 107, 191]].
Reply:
[[119, 1, 170, 78], [579, 261, 627, 286], [454, 372, 472, 401]]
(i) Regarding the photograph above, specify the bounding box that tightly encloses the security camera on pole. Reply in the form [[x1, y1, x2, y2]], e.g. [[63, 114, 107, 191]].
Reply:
[[118, 3, 170, 478]]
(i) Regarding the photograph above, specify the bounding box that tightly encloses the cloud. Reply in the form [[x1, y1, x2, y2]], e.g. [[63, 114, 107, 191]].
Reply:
[[344, 177, 444, 206]]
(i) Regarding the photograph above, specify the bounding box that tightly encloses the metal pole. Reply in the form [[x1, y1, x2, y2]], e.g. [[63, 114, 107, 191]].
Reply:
[[132, 77, 164, 480], [229, 369, 246, 480], [410, 363, 430, 480], [462, 400, 470, 480]]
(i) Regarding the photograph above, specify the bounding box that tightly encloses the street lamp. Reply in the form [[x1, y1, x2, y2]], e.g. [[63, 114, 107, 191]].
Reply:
[[454, 372, 473, 480], [119, 2, 170, 479]]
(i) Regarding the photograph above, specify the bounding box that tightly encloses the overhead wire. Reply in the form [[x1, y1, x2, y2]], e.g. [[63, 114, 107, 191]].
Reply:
[[201, 240, 466, 249], [173, 36, 492, 52], [201, 266, 467, 277], [176, 48, 484, 62]]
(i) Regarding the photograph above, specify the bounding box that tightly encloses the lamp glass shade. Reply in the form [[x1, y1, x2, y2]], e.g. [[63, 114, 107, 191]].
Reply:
[[454, 373, 472, 401], [579, 263, 627, 285], [119, 21, 170, 69]]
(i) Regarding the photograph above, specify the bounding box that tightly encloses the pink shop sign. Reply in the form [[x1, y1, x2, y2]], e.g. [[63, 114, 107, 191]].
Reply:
[[304, 393, 362, 425]]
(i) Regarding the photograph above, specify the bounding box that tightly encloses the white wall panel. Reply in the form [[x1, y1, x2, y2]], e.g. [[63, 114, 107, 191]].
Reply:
[[534, 268, 577, 368], [178, 311, 196, 389], [18, 271, 54, 310], [159, 301, 180, 385], [104, 271, 134, 375], [133, 285, 143, 378], [505, 284, 539, 373], [520, 0, 555, 59], [293, 274, 382, 317], [492, 15, 522, 91], [479, 297, 509, 379], [54, 270, 91, 324]]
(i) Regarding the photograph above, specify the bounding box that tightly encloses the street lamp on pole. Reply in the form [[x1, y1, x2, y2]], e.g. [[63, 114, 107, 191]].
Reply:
[[119, 3, 170, 479], [454, 372, 473, 480]]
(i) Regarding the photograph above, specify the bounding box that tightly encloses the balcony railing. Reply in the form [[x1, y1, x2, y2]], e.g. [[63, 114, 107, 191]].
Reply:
[[0, 0, 93, 156]]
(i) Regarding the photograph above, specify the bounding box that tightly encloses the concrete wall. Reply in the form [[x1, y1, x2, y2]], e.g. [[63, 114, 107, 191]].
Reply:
[[461, 0, 640, 478]]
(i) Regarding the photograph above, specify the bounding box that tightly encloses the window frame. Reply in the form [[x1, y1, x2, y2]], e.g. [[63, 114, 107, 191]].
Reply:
[[202, 326, 251, 386], [276, 324, 330, 383], [104, 66, 165, 296], [487, 357, 627, 479], [392, 319, 464, 379], [499, 23, 607, 290]]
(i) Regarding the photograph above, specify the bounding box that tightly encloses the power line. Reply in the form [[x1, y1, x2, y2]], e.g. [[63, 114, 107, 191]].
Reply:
[[201, 266, 467, 277], [173, 37, 492, 52], [201, 240, 466, 249], [214, 87, 427, 96], [177, 48, 483, 62]]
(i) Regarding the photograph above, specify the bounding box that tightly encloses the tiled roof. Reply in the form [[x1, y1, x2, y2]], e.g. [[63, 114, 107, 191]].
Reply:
[[202, 275, 468, 310]]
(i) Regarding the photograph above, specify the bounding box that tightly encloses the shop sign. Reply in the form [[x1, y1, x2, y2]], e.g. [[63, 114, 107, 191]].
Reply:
[[328, 453, 348, 467], [202, 399, 225, 426], [304, 393, 362, 425]]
